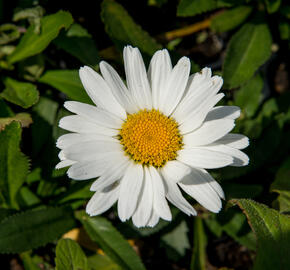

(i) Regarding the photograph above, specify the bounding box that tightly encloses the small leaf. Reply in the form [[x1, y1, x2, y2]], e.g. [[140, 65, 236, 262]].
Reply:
[[38, 70, 91, 103], [162, 221, 190, 256], [190, 217, 207, 270], [234, 73, 263, 118], [264, 0, 281, 14], [0, 24, 20, 45], [0, 112, 32, 130], [231, 199, 290, 270], [0, 206, 76, 253], [177, 0, 217, 17], [55, 239, 88, 270], [54, 23, 99, 66], [279, 21, 290, 40], [0, 122, 29, 207], [210, 6, 252, 33], [101, 0, 161, 56], [223, 22, 272, 88], [8, 10, 73, 64], [1, 77, 39, 108], [88, 254, 122, 270], [271, 157, 290, 212], [77, 212, 146, 270]]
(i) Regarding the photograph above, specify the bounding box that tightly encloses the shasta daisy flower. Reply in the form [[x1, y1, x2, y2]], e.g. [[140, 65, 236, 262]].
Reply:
[[56, 46, 249, 227]]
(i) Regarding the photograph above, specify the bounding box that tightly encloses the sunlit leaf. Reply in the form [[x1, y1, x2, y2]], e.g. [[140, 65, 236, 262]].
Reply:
[[232, 199, 290, 270], [0, 122, 29, 208], [101, 0, 161, 56], [0, 112, 32, 131], [77, 212, 146, 270], [0, 206, 76, 253], [88, 254, 122, 270], [1, 77, 39, 108], [55, 239, 89, 270], [0, 24, 20, 45], [223, 22, 272, 88], [264, 0, 281, 14], [8, 10, 73, 64]]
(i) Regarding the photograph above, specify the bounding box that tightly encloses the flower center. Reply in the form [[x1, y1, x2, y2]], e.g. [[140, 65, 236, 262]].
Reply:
[[119, 109, 183, 167]]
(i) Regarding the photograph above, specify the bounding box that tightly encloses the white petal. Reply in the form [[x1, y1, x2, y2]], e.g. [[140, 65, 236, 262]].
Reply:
[[64, 101, 123, 129], [215, 134, 249, 149], [179, 168, 222, 213], [59, 115, 118, 136], [163, 178, 197, 216], [123, 46, 152, 110], [55, 159, 76, 169], [173, 72, 222, 121], [161, 160, 191, 183], [149, 167, 172, 221], [118, 162, 144, 221], [132, 167, 153, 228], [202, 145, 249, 167], [56, 133, 114, 150], [148, 49, 172, 109], [177, 148, 233, 169], [179, 93, 225, 135], [79, 66, 126, 119], [63, 140, 122, 162], [146, 210, 160, 227], [205, 106, 241, 121], [159, 57, 190, 116], [86, 184, 120, 216], [100, 61, 138, 114], [183, 119, 235, 147]]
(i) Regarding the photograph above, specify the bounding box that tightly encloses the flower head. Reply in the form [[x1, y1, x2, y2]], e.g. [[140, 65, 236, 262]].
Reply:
[[56, 46, 249, 227]]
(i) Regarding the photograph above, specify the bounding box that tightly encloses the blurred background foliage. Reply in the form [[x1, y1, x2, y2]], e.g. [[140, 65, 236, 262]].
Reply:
[[0, 0, 289, 269]]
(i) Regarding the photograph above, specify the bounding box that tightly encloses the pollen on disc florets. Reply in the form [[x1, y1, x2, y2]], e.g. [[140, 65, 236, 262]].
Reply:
[[119, 109, 183, 167]]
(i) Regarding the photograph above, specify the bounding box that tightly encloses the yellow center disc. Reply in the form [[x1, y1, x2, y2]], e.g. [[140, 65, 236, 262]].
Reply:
[[119, 109, 183, 167]]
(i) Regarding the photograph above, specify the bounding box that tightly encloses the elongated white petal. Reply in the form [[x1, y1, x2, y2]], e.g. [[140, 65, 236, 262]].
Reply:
[[59, 115, 118, 136], [86, 184, 120, 216], [148, 49, 172, 109], [118, 163, 144, 221], [90, 156, 130, 191], [63, 140, 122, 162], [146, 210, 160, 227], [79, 66, 126, 119], [179, 93, 224, 134], [132, 167, 153, 227], [179, 168, 222, 213], [159, 57, 190, 116], [163, 178, 197, 216], [161, 160, 191, 183], [202, 145, 249, 167], [56, 133, 115, 150], [64, 101, 123, 129], [123, 46, 152, 110], [149, 167, 172, 221], [100, 61, 138, 114], [215, 134, 249, 149], [177, 148, 233, 169], [183, 119, 235, 147], [205, 106, 241, 121], [55, 159, 76, 169]]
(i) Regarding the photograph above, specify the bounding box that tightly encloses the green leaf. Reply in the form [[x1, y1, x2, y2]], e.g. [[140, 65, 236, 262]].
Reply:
[[264, 0, 281, 14], [0, 122, 29, 207], [38, 70, 91, 103], [0, 206, 76, 253], [279, 21, 290, 40], [210, 6, 252, 33], [87, 254, 122, 270], [234, 73, 263, 118], [162, 221, 190, 256], [21, 251, 43, 270], [0, 112, 32, 131], [17, 186, 41, 208], [177, 0, 217, 17], [55, 239, 88, 270], [271, 157, 290, 212], [0, 24, 20, 45], [101, 0, 161, 56], [190, 217, 207, 270], [223, 22, 272, 88], [54, 23, 99, 66], [8, 10, 73, 64], [1, 77, 39, 108], [232, 199, 290, 270], [77, 212, 146, 270]]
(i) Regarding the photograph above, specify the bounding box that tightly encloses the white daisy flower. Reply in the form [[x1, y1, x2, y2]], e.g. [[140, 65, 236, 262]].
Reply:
[[56, 45, 249, 228]]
